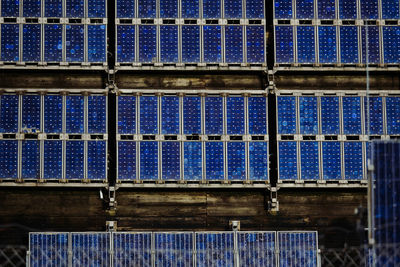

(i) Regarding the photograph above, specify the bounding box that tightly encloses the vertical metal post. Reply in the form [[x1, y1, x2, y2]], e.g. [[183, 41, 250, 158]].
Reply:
[[68, 233, 72, 267]]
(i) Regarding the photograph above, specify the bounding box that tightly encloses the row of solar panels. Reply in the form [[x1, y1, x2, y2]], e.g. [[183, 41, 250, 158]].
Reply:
[[29, 231, 319, 267]]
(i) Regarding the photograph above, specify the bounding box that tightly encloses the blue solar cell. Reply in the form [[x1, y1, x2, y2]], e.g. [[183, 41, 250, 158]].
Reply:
[[300, 141, 319, 180], [238, 232, 275, 267], [66, 96, 84, 134], [225, 0, 242, 18], [140, 96, 158, 134], [184, 142, 202, 180], [117, 25, 135, 63], [23, 0, 41, 17], [182, 26, 200, 62], [155, 233, 193, 266], [361, 27, 380, 64], [138, 0, 156, 17], [383, 27, 400, 64], [117, 0, 134, 17], [44, 0, 62, 16], [88, 96, 106, 134], [118, 96, 136, 134], [339, 0, 357, 19], [279, 142, 297, 180], [227, 142, 245, 180], [71, 233, 110, 266], [0, 95, 19, 133], [22, 95, 41, 133], [88, 0, 106, 17], [299, 97, 318, 135], [1, 0, 19, 16], [140, 142, 158, 180], [139, 25, 157, 63], [113, 233, 152, 267], [344, 142, 363, 179], [382, 0, 400, 19], [160, 0, 177, 17], [277, 96, 296, 134], [297, 0, 314, 19], [386, 97, 400, 135], [225, 26, 243, 63], [22, 140, 40, 179], [248, 97, 267, 135], [160, 26, 178, 63], [30, 233, 68, 267], [321, 97, 339, 134], [322, 142, 341, 180], [249, 142, 268, 180], [66, 141, 84, 179], [342, 97, 362, 135], [364, 97, 383, 135], [23, 24, 41, 62], [118, 141, 136, 180], [88, 25, 106, 62], [360, 0, 378, 19], [203, 26, 222, 63], [66, 0, 83, 17], [66, 25, 84, 62], [227, 97, 244, 135], [43, 141, 62, 179], [44, 95, 62, 133], [0, 140, 18, 178], [318, 26, 337, 63], [340, 26, 359, 64], [183, 96, 201, 134], [161, 96, 179, 134], [247, 26, 265, 63], [205, 97, 223, 135], [1, 24, 19, 62], [246, 0, 264, 18], [275, 26, 294, 63], [162, 142, 180, 180], [203, 0, 220, 18], [318, 0, 335, 19], [88, 141, 106, 179], [274, 0, 292, 19], [278, 232, 318, 267], [44, 24, 62, 62], [297, 26, 315, 63], [206, 142, 224, 180], [196, 233, 235, 267], [182, 0, 199, 17]]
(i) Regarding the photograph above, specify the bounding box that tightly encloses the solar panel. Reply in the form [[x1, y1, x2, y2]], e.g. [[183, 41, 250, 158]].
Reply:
[[44, 95, 63, 133], [140, 142, 158, 180], [66, 0, 84, 17], [88, 0, 106, 17], [297, 26, 315, 64], [1, 0, 19, 16], [296, 0, 314, 19], [299, 97, 318, 135], [118, 96, 136, 134], [66, 24, 84, 62], [66, 95, 84, 134], [278, 142, 298, 180], [196, 233, 235, 267], [248, 97, 267, 135], [160, 0, 178, 17], [44, 24, 63, 62], [360, 0, 378, 19], [29, 233, 69, 267], [23, 24, 41, 62], [117, 25, 135, 63], [338, 0, 357, 19], [246, 26, 265, 63], [275, 26, 294, 64], [238, 232, 275, 267], [205, 142, 224, 180], [225, 26, 243, 63], [364, 97, 383, 135], [88, 25, 106, 62], [322, 142, 341, 180], [340, 26, 359, 64], [386, 97, 400, 135], [118, 141, 136, 180], [88, 96, 106, 134], [203, 26, 222, 63], [140, 96, 158, 134], [318, 26, 337, 64], [321, 96, 340, 134], [183, 96, 201, 135], [274, 0, 292, 19], [361, 26, 380, 64], [249, 142, 268, 180], [300, 141, 319, 180], [21, 140, 40, 179], [227, 97, 245, 135], [44, 0, 62, 17], [71, 233, 110, 266], [344, 142, 363, 179], [318, 0, 335, 19], [0, 95, 19, 133], [139, 25, 157, 63], [382, 0, 400, 19], [154, 233, 193, 266], [278, 232, 318, 267], [205, 97, 223, 135], [227, 142, 246, 180], [65, 141, 84, 179], [161, 96, 179, 134], [138, 0, 156, 17], [184, 142, 202, 180], [117, 0, 135, 17], [181, 0, 199, 18], [181, 26, 200, 63], [22, 95, 41, 133], [342, 97, 362, 135], [383, 26, 400, 64], [113, 233, 152, 267], [162, 142, 180, 180], [43, 140, 63, 179], [1, 24, 19, 61], [277, 96, 296, 134], [87, 141, 106, 179], [225, 0, 242, 18], [203, 0, 221, 18], [246, 0, 264, 18], [160, 26, 178, 63], [0, 140, 18, 178]]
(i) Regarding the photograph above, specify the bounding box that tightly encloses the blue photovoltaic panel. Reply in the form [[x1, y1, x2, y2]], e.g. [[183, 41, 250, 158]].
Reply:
[[1, 24, 19, 61], [155, 233, 193, 266], [205, 97, 223, 135], [361, 27, 380, 64], [43, 141, 62, 179], [206, 142, 224, 180], [318, 26, 337, 63], [360, 0, 378, 19], [44, 95, 62, 133], [44, 24, 62, 62], [344, 142, 363, 179], [279, 142, 297, 180], [44, 0, 62, 17], [386, 97, 400, 135], [88, 96, 106, 134], [238, 232, 275, 267], [203, 26, 222, 63], [23, 24, 41, 62], [29, 233, 68, 267], [296, 0, 314, 19], [0, 95, 19, 133], [383, 27, 400, 64], [340, 26, 358, 64], [225, 26, 243, 63], [277, 96, 296, 134], [66, 0, 84, 17], [139, 25, 157, 63], [2, 0, 19, 16], [160, 26, 178, 63], [225, 0, 242, 18], [184, 142, 202, 180], [113, 233, 152, 267], [249, 142, 268, 180], [203, 0, 220, 18], [118, 141, 136, 180], [0, 140, 18, 178], [22, 140, 40, 179], [196, 233, 234, 267], [318, 0, 335, 19], [339, 0, 357, 19], [274, 0, 292, 19], [247, 26, 265, 63], [162, 96, 179, 134], [22, 95, 41, 133], [88, 141, 106, 179], [183, 96, 201, 134], [300, 142, 319, 180], [322, 142, 341, 180], [117, 25, 135, 63], [66, 25, 84, 62], [88, 0, 106, 17], [246, 0, 264, 18], [118, 96, 136, 134], [71, 233, 110, 266], [227, 142, 245, 180], [140, 142, 158, 180], [275, 26, 294, 63], [181, 0, 199, 18], [117, 0, 134, 17], [88, 25, 106, 62], [382, 0, 400, 19], [160, 0, 177, 17], [140, 96, 158, 134], [227, 97, 245, 135], [248, 97, 267, 135], [162, 142, 180, 180], [138, 0, 156, 17], [342, 97, 362, 135], [321, 97, 340, 134], [278, 232, 318, 267], [66, 141, 84, 179], [181, 26, 200, 62], [365, 97, 383, 135], [299, 97, 318, 135], [66, 96, 84, 134], [297, 26, 315, 63]]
